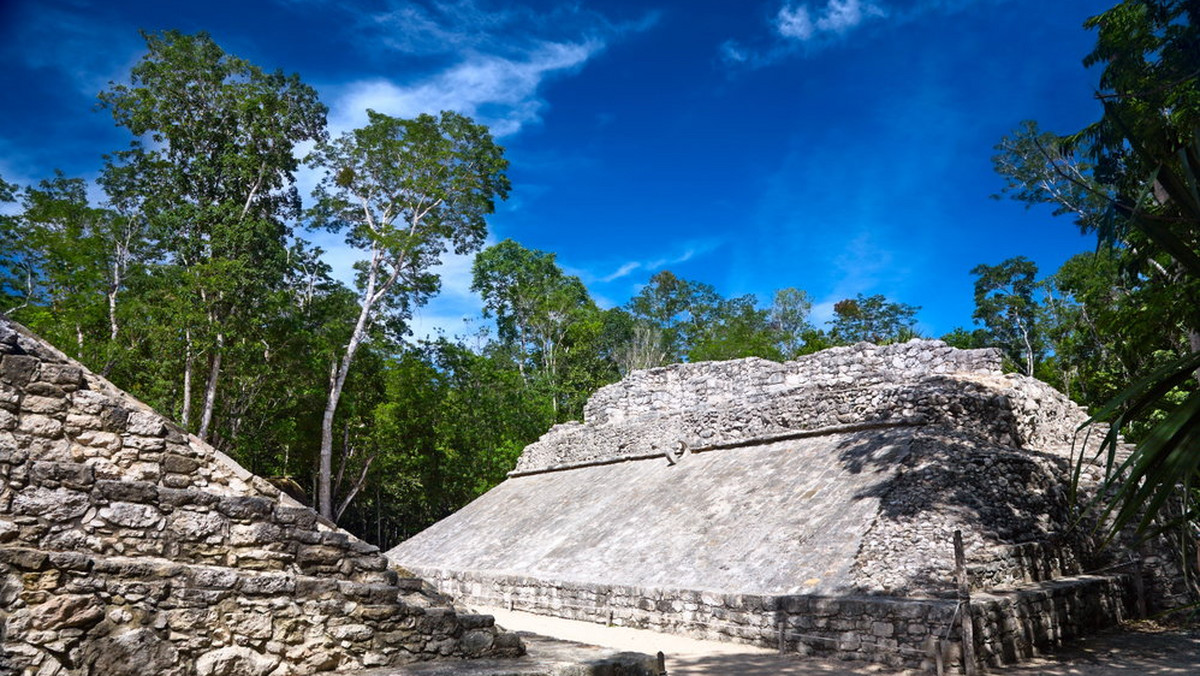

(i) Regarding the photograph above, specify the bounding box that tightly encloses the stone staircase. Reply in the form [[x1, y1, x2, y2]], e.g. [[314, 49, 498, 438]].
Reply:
[[0, 315, 524, 676]]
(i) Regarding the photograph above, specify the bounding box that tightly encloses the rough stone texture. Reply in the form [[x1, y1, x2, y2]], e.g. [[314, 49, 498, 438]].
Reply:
[[0, 315, 524, 676], [390, 340, 1188, 670]]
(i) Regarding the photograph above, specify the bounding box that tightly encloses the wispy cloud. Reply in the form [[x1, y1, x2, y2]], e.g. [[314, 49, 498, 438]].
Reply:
[[723, 0, 987, 68], [10, 4, 142, 98], [328, 40, 600, 137], [326, 1, 657, 137], [588, 240, 720, 285]]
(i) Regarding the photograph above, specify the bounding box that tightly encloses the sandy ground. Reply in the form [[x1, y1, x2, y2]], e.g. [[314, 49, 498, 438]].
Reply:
[[476, 606, 1200, 675]]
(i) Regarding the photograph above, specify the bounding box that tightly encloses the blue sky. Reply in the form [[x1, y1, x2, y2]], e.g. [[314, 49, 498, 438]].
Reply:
[[0, 0, 1113, 340]]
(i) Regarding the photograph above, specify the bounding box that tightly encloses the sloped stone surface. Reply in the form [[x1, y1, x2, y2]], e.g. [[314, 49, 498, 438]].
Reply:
[[0, 315, 524, 675]]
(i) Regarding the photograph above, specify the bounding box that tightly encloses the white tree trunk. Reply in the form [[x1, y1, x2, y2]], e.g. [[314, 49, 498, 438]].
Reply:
[[181, 329, 193, 428], [318, 247, 392, 521], [198, 331, 223, 442]]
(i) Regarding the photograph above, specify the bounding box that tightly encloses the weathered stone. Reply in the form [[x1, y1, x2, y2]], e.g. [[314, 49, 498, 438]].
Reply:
[[163, 453, 201, 474], [21, 394, 67, 414], [216, 496, 274, 520], [170, 510, 228, 541], [195, 646, 280, 676], [11, 486, 90, 521], [81, 628, 184, 676], [1, 354, 40, 386], [126, 410, 166, 437], [18, 414, 64, 439], [99, 501, 163, 529], [95, 479, 159, 503], [38, 363, 84, 389], [30, 594, 105, 630]]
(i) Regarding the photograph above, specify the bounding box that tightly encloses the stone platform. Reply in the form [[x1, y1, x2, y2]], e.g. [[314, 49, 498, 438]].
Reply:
[[388, 341, 1183, 670]]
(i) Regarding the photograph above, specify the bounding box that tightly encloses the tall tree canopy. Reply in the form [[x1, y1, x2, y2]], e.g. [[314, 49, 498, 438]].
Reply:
[[307, 109, 510, 520], [98, 30, 327, 439]]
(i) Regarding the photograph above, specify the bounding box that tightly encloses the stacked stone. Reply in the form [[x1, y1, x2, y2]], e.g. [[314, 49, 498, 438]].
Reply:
[[415, 567, 1131, 670], [0, 316, 523, 676], [516, 341, 1094, 474], [582, 340, 1005, 426]]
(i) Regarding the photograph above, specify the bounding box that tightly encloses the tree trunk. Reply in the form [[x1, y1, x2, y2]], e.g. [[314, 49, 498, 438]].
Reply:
[[181, 329, 193, 429], [319, 251, 387, 521], [198, 332, 223, 442]]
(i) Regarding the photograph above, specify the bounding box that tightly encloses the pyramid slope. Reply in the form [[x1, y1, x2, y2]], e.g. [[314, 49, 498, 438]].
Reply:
[[390, 342, 1098, 597], [0, 315, 523, 676], [394, 430, 909, 595]]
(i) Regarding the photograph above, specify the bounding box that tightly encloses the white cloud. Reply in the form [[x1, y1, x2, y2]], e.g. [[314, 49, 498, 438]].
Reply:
[[14, 6, 142, 98], [776, 5, 815, 40], [587, 241, 719, 286], [328, 40, 599, 137], [774, 0, 886, 42], [601, 262, 642, 283], [723, 0, 898, 67], [324, 1, 657, 138]]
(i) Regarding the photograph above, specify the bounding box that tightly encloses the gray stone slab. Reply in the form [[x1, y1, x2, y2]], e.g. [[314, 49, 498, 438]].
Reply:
[[390, 430, 910, 596]]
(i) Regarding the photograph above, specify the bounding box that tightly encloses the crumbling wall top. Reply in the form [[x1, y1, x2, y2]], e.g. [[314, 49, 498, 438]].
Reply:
[[583, 340, 1003, 426]]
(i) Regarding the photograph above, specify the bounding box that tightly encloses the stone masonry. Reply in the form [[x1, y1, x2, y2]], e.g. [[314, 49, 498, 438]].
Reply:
[[0, 315, 525, 676], [390, 340, 1188, 670]]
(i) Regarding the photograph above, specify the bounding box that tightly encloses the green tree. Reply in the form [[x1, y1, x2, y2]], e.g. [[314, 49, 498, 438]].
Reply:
[[688, 294, 782, 362], [996, 0, 1200, 534], [3, 173, 121, 364], [626, 270, 720, 362], [307, 109, 509, 521], [828, 293, 920, 344], [769, 287, 814, 360], [971, 256, 1042, 376], [98, 30, 327, 439]]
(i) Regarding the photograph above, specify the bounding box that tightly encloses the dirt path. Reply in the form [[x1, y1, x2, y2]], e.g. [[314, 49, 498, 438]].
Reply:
[[477, 607, 1200, 675]]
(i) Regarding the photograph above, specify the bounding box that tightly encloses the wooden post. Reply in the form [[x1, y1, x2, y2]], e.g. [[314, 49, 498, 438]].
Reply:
[[777, 618, 786, 654], [954, 530, 977, 676], [1133, 557, 1147, 620]]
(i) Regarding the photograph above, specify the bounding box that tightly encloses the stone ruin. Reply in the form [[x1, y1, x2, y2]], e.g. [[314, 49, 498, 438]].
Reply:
[[389, 340, 1189, 670], [0, 315, 527, 676]]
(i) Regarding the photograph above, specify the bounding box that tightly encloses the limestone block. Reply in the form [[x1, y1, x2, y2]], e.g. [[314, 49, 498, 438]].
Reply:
[[170, 510, 228, 542], [29, 594, 105, 631], [1, 355, 40, 386], [18, 414, 64, 439], [80, 628, 184, 676], [74, 429, 122, 451], [38, 363, 83, 389], [230, 523, 283, 547], [11, 486, 90, 522], [100, 501, 164, 529], [196, 645, 282, 676], [122, 410, 166, 437]]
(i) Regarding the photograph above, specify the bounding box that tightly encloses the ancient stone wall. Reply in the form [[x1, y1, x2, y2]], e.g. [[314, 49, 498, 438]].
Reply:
[[0, 316, 523, 676], [517, 341, 1092, 474], [410, 566, 1133, 670], [583, 341, 1005, 426]]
